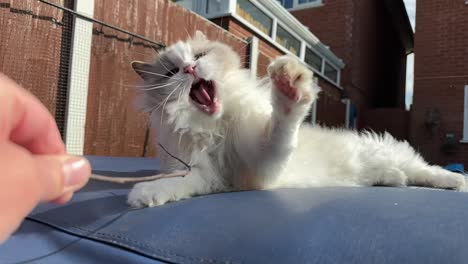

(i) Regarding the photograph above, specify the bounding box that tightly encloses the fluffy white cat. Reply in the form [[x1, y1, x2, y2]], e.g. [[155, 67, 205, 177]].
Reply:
[[127, 31, 465, 207]]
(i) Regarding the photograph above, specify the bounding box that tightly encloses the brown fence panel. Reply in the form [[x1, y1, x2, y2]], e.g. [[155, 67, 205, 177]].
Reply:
[[0, 0, 74, 136], [84, 0, 248, 157]]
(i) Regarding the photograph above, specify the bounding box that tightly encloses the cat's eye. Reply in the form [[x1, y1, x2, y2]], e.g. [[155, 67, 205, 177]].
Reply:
[[165, 68, 179, 77], [194, 52, 206, 60]]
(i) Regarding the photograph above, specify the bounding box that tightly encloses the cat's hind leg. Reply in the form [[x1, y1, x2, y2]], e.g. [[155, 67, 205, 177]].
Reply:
[[357, 132, 465, 190], [373, 167, 408, 187], [405, 164, 466, 190]]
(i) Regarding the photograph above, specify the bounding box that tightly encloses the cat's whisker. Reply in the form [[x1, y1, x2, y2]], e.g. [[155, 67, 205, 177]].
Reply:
[[134, 69, 184, 81], [183, 26, 191, 40], [119, 82, 175, 88], [177, 84, 186, 106], [178, 133, 183, 148], [159, 83, 183, 127], [151, 82, 183, 113], [233, 40, 252, 56], [141, 81, 179, 91], [179, 78, 191, 104]]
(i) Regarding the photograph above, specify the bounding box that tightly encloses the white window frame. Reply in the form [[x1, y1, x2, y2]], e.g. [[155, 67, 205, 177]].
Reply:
[[287, 0, 323, 11], [248, 36, 259, 78], [310, 101, 317, 125], [232, 0, 342, 87], [343, 99, 351, 128], [461, 85, 468, 142]]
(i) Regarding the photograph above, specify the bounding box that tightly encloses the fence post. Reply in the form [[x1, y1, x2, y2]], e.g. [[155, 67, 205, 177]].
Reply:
[[64, 0, 95, 155]]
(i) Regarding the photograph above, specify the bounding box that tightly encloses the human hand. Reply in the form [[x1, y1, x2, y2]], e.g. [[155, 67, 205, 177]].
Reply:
[[0, 73, 91, 242]]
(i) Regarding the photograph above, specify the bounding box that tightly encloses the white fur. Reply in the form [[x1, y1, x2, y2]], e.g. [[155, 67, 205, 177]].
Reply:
[[127, 32, 466, 207]]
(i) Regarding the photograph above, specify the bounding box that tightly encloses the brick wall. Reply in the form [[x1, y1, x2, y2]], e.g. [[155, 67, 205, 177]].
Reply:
[[410, 0, 468, 166], [291, 0, 408, 131], [316, 79, 346, 127]]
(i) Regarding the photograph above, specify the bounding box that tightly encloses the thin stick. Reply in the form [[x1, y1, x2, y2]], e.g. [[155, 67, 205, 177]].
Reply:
[[90, 142, 191, 183], [90, 170, 187, 184]]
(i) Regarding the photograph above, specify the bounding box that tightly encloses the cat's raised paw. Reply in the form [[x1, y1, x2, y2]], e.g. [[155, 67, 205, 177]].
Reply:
[[268, 55, 315, 106]]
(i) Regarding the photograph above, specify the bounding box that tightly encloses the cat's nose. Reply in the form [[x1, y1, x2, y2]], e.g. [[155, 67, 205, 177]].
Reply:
[[183, 65, 196, 74]]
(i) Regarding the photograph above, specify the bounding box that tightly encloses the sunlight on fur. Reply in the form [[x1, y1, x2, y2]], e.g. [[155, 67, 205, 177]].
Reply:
[[126, 31, 466, 207]]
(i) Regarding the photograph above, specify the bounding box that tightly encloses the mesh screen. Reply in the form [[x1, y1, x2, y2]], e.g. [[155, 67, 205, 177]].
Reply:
[[0, 0, 74, 138], [0, 0, 164, 156]]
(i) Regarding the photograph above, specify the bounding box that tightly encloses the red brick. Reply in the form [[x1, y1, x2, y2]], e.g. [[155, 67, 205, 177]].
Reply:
[[410, 0, 468, 166]]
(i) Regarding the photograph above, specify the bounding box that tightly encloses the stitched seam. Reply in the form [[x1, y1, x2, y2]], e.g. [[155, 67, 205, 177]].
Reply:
[[33, 217, 238, 264]]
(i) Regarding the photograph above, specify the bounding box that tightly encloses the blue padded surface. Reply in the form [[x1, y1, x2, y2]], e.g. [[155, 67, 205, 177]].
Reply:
[[2, 156, 468, 264]]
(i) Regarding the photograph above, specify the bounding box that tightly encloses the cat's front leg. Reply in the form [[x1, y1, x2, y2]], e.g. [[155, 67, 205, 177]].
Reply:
[[127, 168, 224, 207], [264, 56, 319, 149], [242, 57, 319, 189]]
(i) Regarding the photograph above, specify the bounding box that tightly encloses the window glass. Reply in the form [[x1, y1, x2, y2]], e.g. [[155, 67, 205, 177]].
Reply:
[[324, 62, 338, 83], [298, 0, 320, 4], [275, 25, 301, 56], [278, 0, 294, 8], [236, 0, 273, 35], [305, 48, 322, 71]]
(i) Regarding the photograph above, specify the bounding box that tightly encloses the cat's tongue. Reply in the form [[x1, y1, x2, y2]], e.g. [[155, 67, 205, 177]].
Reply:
[[190, 79, 219, 114], [193, 82, 212, 106]]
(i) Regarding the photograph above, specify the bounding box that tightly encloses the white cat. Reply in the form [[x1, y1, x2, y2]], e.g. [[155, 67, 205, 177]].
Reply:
[[127, 31, 465, 207]]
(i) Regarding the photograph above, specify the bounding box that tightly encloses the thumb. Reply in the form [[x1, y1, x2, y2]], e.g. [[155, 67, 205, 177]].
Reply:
[[34, 155, 91, 201], [0, 142, 91, 243]]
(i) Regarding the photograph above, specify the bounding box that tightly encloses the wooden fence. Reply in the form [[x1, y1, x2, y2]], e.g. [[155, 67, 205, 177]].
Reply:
[[0, 0, 74, 137]]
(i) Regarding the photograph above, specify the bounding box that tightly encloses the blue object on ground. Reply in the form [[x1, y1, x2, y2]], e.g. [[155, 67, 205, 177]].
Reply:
[[2, 156, 468, 264], [444, 163, 465, 174]]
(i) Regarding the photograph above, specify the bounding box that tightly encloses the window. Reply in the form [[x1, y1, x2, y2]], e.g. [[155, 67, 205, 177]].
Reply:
[[279, 0, 322, 9], [463, 86, 468, 142], [304, 47, 322, 71], [236, 0, 273, 35], [324, 62, 338, 83], [278, 0, 294, 8], [275, 25, 301, 56], [298, 0, 320, 4]]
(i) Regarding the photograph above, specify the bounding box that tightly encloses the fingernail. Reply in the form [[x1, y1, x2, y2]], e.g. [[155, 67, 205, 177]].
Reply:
[[63, 157, 91, 191]]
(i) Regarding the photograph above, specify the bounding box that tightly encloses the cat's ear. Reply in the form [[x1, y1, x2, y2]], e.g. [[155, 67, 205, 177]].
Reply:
[[131, 61, 154, 80], [193, 30, 207, 41]]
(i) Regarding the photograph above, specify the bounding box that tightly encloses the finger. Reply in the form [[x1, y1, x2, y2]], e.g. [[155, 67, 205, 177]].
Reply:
[[0, 73, 65, 155], [34, 155, 91, 201], [0, 142, 90, 242], [52, 192, 74, 205]]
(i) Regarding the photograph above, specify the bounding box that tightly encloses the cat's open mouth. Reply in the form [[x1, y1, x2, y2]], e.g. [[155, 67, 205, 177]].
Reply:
[[189, 79, 219, 114]]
